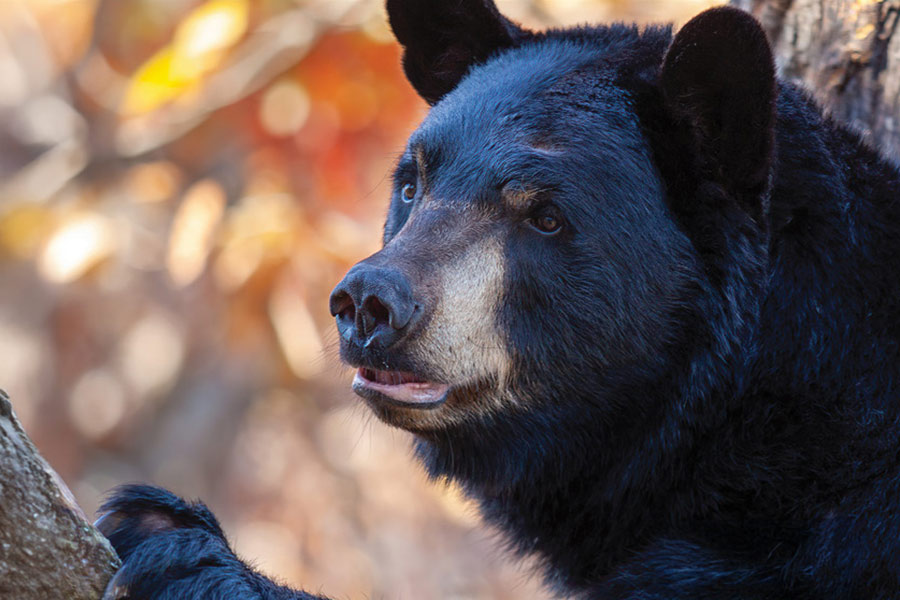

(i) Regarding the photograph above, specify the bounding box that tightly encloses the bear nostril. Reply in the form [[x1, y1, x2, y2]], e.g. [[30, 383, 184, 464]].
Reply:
[[362, 296, 391, 334], [330, 291, 355, 320], [330, 292, 357, 343], [339, 303, 355, 323]]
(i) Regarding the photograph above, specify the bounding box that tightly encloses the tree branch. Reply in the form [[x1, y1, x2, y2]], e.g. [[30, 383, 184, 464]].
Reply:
[[0, 389, 120, 599]]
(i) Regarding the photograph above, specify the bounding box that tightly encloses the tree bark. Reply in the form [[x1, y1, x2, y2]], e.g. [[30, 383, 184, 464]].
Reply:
[[731, 0, 900, 159], [0, 389, 120, 599]]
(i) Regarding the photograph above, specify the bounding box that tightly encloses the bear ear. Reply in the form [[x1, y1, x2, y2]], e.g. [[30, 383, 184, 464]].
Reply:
[[386, 0, 528, 105], [660, 7, 776, 203]]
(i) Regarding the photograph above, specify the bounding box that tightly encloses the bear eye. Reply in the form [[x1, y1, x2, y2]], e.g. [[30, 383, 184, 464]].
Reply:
[[401, 182, 417, 202], [530, 213, 562, 235]]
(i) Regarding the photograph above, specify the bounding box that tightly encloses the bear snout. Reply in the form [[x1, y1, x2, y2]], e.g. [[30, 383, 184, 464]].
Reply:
[[330, 263, 420, 349]]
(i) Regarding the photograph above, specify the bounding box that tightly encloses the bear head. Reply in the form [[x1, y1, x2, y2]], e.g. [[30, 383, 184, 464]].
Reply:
[[330, 1, 776, 485]]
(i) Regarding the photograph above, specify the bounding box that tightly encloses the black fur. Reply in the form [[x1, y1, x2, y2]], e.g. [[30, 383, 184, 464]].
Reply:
[[95, 485, 322, 599], [386, 0, 531, 104], [99, 3, 900, 598]]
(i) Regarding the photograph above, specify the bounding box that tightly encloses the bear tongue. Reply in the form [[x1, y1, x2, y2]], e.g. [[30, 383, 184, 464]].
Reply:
[[355, 367, 449, 405]]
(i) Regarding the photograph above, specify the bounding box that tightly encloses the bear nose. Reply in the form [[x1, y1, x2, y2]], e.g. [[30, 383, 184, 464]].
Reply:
[[329, 264, 418, 348]]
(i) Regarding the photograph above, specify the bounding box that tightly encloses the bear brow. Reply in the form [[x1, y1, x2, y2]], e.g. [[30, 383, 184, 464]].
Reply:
[[413, 145, 428, 187], [526, 137, 565, 156], [501, 184, 544, 211]]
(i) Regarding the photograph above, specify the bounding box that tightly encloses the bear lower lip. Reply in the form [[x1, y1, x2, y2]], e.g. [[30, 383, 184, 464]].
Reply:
[[353, 367, 449, 406]]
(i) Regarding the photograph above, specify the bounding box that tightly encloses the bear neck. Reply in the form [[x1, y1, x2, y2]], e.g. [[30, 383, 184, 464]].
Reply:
[[413, 367, 717, 592]]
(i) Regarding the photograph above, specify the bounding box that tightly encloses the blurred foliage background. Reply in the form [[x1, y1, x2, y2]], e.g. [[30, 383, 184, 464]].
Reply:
[[0, 0, 716, 597]]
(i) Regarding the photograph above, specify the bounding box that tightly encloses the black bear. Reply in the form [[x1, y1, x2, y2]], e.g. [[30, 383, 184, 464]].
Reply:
[[97, 1, 900, 598]]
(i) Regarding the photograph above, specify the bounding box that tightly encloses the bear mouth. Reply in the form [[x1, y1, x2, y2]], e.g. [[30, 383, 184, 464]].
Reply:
[[353, 367, 450, 407]]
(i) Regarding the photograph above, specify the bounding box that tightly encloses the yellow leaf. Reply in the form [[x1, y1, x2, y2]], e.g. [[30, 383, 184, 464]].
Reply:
[[173, 0, 249, 61], [120, 0, 249, 116], [121, 47, 185, 116]]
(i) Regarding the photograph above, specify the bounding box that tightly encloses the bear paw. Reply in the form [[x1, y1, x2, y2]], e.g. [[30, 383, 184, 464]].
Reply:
[[95, 485, 260, 600]]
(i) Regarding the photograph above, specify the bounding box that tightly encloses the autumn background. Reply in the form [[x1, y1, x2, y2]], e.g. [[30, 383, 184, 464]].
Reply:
[[0, 1, 715, 597]]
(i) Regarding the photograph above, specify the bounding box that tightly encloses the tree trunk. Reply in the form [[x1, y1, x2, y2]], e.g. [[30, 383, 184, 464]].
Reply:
[[731, 0, 900, 159], [0, 389, 120, 599]]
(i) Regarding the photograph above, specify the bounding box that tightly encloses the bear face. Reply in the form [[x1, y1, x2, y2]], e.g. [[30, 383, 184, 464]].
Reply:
[[334, 41, 702, 434], [330, 8, 775, 441]]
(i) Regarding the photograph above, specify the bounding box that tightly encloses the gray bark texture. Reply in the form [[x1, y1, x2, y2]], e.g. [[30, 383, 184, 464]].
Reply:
[[0, 389, 120, 599], [731, 0, 900, 160]]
